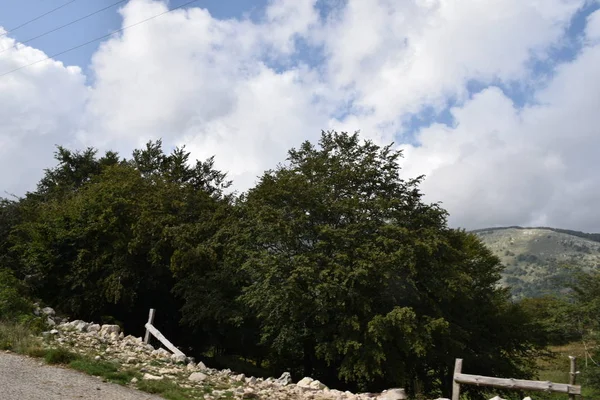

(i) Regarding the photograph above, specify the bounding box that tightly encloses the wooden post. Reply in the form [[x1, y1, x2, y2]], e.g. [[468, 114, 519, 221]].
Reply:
[[569, 356, 577, 400], [452, 358, 462, 400], [144, 308, 155, 344]]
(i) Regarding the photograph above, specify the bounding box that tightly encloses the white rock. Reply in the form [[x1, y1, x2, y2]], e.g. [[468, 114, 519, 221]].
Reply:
[[186, 362, 196, 371], [94, 356, 101, 361], [67, 320, 89, 332], [189, 372, 207, 382], [99, 324, 120, 336], [131, 377, 138, 384], [142, 373, 163, 380], [46, 318, 56, 327], [171, 353, 186, 363], [377, 388, 407, 400], [42, 307, 55, 316], [197, 361, 208, 371], [297, 377, 314, 388], [489, 397, 506, 400], [309, 379, 328, 390], [276, 371, 292, 386], [50, 329, 59, 335]]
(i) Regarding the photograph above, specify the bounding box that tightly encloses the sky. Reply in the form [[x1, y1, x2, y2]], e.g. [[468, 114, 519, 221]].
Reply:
[[1, 0, 600, 232]]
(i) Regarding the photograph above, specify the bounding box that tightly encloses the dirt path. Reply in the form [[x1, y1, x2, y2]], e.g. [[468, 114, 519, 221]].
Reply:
[[0, 351, 163, 400]]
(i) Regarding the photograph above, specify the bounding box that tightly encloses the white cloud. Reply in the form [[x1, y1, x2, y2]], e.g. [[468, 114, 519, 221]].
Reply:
[[2, 0, 600, 231], [0, 31, 88, 195], [401, 18, 600, 231]]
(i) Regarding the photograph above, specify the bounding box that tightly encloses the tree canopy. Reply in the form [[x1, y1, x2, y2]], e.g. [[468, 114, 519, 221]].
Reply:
[[0, 131, 547, 398]]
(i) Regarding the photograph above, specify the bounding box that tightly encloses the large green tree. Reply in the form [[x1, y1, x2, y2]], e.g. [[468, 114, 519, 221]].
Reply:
[[9, 141, 232, 340], [233, 131, 543, 395]]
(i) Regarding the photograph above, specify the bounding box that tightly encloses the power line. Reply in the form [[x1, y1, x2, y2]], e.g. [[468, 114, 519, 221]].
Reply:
[[0, 0, 127, 55], [0, 0, 78, 38], [0, 0, 201, 79]]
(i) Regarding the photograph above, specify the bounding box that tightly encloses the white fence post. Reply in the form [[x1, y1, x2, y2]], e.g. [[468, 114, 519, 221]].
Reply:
[[144, 308, 156, 344]]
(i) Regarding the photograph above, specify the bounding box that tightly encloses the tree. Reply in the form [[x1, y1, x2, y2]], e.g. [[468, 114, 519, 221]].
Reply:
[[9, 141, 232, 342], [234, 131, 544, 395]]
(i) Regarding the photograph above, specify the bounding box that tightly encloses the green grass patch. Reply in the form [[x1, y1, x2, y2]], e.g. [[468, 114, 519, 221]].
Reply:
[[44, 347, 79, 364], [0, 321, 42, 354], [69, 357, 139, 385], [136, 379, 197, 400]]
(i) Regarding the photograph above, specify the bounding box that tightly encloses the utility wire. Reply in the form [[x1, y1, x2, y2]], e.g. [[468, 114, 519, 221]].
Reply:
[[0, 0, 78, 38], [0, 0, 200, 79], [0, 0, 127, 55]]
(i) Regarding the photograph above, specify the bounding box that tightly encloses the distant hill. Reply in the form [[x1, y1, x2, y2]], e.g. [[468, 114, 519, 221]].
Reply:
[[472, 226, 600, 299]]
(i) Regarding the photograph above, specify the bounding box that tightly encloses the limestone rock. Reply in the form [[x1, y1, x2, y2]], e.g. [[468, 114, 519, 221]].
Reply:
[[297, 377, 314, 389], [99, 324, 120, 336], [142, 373, 163, 380], [171, 353, 186, 363], [189, 372, 207, 382], [42, 307, 55, 316], [377, 388, 407, 400], [276, 371, 292, 386], [309, 380, 327, 390]]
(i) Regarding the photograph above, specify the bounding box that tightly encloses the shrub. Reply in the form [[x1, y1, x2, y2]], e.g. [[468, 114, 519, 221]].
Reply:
[[0, 268, 33, 322], [44, 347, 79, 364]]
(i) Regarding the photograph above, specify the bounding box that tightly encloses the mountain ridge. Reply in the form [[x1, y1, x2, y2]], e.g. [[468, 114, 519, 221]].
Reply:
[[471, 226, 600, 298]]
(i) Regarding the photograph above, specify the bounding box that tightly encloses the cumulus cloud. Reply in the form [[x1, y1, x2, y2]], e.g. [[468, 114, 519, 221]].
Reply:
[[1, 0, 600, 231], [0, 31, 88, 195], [401, 12, 600, 231]]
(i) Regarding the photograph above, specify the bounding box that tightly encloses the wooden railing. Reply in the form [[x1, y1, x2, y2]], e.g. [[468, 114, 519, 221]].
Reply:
[[143, 308, 185, 358], [452, 357, 580, 400]]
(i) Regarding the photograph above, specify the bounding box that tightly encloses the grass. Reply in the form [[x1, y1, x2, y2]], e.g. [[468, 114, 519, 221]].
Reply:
[[0, 321, 43, 354], [136, 379, 199, 400], [44, 347, 80, 364], [69, 357, 140, 385]]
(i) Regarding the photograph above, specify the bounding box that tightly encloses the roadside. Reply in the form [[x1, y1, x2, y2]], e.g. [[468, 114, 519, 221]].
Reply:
[[0, 351, 162, 400]]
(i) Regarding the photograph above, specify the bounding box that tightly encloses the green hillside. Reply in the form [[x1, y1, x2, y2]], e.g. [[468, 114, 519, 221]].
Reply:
[[474, 226, 600, 298]]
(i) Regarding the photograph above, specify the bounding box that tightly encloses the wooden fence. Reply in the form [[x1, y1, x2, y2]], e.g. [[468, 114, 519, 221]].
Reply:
[[143, 308, 185, 358], [452, 357, 580, 400]]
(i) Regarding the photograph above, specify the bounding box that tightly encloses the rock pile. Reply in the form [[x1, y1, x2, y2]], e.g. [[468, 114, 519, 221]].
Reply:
[[40, 316, 408, 400]]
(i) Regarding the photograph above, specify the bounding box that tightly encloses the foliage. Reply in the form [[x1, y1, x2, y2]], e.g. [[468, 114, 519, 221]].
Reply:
[[0, 321, 42, 353], [232, 131, 544, 395], [518, 296, 580, 345], [69, 357, 139, 385], [0, 268, 33, 322], [0, 132, 552, 398], [44, 347, 80, 364]]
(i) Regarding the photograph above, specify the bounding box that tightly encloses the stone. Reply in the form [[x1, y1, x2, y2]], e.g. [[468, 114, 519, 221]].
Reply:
[[68, 320, 90, 332], [50, 329, 59, 335], [131, 377, 138, 384], [99, 324, 120, 336], [46, 318, 56, 327], [142, 373, 163, 381], [186, 362, 196, 371], [276, 371, 292, 386], [377, 389, 407, 400], [297, 377, 314, 389], [189, 372, 208, 382], [197, 361, 208, 371], [171, 353, 187, 363], [94, 356, 101, 361], [308, 379, 327, 390], [42, 307, 55, 316]]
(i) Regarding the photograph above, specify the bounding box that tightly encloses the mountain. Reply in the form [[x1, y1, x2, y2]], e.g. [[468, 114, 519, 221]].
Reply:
[[472, 226, 600, 298]]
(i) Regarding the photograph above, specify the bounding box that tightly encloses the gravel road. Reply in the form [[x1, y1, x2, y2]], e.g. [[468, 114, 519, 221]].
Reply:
[[0, 351, 163, 400]]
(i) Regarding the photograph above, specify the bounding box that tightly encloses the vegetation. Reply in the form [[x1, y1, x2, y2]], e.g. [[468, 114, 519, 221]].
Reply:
[[0, 130, 589, 398]]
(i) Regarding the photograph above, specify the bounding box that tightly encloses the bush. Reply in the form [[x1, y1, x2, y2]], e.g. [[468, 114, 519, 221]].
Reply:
[[44, 347, 79, 364], [0, 268, 33, 322], [0, 322, 42, 354], [69, 357, 138, 385]]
